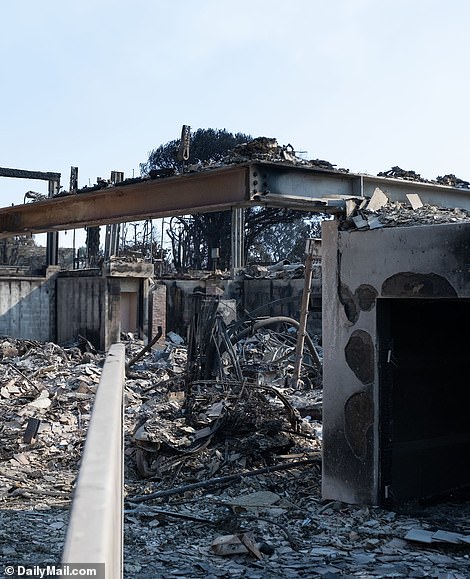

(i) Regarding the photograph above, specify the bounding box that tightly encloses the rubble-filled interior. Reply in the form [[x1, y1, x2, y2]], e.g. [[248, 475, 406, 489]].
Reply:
[[1, 331, 470, 577]]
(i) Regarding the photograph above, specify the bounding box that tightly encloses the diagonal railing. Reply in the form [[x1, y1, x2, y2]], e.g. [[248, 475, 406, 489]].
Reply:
[[62, 343, 125, 578]]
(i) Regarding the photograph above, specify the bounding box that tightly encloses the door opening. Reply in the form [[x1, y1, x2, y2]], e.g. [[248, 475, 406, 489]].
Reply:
[[378, 299, 470, 505], [121, 291, 138, 335]]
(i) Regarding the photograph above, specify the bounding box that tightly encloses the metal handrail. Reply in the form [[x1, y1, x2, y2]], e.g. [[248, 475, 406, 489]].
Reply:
[[62, 343, 125, 578]]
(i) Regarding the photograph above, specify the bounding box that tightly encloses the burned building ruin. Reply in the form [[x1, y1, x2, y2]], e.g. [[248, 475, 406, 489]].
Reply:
[[1, 148, 470, 513]]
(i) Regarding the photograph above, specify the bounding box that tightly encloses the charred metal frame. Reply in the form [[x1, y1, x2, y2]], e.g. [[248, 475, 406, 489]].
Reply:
[[0, 166, 61, 265], [1, 162, 470, 238]]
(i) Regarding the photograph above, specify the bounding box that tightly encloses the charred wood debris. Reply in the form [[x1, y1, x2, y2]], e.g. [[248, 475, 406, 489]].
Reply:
[[1, 311, 470, 577]]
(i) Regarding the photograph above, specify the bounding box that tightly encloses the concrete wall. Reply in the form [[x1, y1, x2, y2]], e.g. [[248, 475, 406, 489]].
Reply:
[[56, 266, 154, 351], [150, 284, 167, 340], [0, 276, 54, 341], [322, 219, 470, 505], [57, 275, 109, 349]]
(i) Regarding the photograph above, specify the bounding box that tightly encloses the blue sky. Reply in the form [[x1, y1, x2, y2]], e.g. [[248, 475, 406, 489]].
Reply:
[[1, 0, 469, 246]]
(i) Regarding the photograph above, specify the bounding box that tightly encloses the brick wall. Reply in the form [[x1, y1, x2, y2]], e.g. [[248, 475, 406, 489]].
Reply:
[[150, 284, 167, 342]]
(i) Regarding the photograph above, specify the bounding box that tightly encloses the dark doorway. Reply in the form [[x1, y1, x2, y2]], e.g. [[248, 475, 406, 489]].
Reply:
[[378, 299, 470, 505]]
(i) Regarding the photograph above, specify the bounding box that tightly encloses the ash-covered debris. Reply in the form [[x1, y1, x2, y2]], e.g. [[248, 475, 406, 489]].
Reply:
[[122, 326, 470, 578], [221, 137, 349, 173], [0, 336, 103, 474], [128, 299, 322, 482], [369, 202, 470, 228], [377, 166, 427, 182], [308, 158, 348, 172], [341, 187, 470, 231], [436, 173, 470, 189], [0, 336, 106, 565], [236, 261, 308, 280], [378, 167, 470, 189], [226, 137, 297, 163]]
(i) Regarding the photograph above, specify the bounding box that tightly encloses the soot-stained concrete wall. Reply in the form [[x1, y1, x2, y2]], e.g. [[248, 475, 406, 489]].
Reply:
[[0, 274, 55, 342], [322, 219, 470, 505]]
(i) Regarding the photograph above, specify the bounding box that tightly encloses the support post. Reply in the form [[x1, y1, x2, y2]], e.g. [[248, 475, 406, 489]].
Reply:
[[231, 207, 245, 271], [46, 179, 60, 266], [105, 172, 124, 258], [291, 239, 316, 386], [70, 167, 78, 269]]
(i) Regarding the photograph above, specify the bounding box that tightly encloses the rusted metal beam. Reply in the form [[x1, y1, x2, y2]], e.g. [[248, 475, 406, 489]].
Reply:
[[0, 164, 250, 237], [2, 161, 470, 238], [252, 163, 470, 211], [0, 167, 61, 181]]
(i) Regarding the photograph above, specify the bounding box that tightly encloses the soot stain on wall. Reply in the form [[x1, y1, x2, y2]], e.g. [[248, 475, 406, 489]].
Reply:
[[344, 389, 374, 461], [382, 272, 457, 297], [339, 283, 359, 324], [339, 284, 378, 324], [356, 284, 378, 311], [345, 329, 374, 384]]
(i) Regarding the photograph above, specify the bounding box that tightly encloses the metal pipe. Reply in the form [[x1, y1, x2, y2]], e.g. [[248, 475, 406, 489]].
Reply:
[[62, 343, 125, 577], [46, 179, 60, 266]]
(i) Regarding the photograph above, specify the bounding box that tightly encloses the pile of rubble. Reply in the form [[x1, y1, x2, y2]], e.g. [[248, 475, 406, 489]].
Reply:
[[378, 166, 470, 189], [167, 137, 350, 175], [218, 138, 349, 174], [0, 336, 104, 566], [236, 261, 307, 280], [128, 319, 323, 481], [122, 318, 470, 577], [341, 187, 470, 231], [222, 137, 301, 165], [1, 331, 470, 577], [159, 259, 320, 281]]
